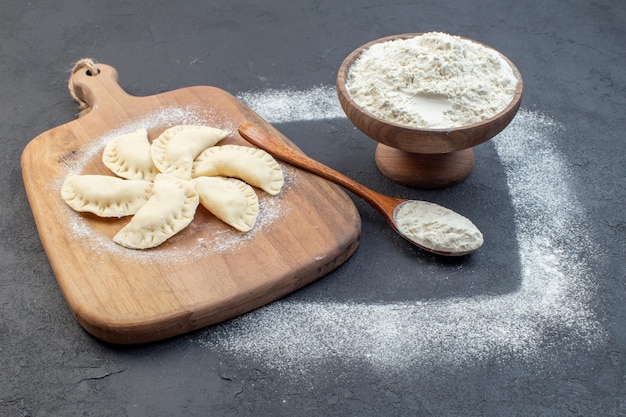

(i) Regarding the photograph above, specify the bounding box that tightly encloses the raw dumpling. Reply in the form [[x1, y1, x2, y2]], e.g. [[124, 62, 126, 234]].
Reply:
[[113, 174, 199, 249], [192, 176, 259, 232], [61, 174, 152, 217], [192, 144, 284, 195], [151, 125, 229, 179], [102, 128, 159, 181]]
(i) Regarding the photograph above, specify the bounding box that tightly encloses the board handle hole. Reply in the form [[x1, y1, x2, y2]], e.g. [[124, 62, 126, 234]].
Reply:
[[85, 67, 100, 76]]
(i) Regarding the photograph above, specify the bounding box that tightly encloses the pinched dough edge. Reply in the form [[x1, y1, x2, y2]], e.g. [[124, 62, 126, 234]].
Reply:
[[192, 144, 284, 195]]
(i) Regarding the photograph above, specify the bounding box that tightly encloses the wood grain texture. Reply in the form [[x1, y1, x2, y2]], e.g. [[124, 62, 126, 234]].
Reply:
[[239, 122, 406, 230], [239, 122, 480, 257], [336, 33, 523, 189], [336, 33, 524, 155], [374, 144, 475, 189], [21, 64, 361, 344]]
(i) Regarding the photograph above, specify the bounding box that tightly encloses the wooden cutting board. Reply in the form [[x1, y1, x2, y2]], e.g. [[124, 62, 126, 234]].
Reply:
[[21, 63, 361, 344]]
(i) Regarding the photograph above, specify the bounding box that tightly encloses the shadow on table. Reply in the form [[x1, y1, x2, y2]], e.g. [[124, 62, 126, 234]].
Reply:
[[283, 123, 523, 305]]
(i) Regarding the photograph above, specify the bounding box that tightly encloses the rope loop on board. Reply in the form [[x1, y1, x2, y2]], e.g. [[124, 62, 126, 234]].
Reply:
[[68, 58, 100, 116]]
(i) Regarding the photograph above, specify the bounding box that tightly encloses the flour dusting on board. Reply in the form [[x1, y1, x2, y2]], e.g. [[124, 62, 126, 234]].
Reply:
[[196, 88, 605, 373], [60, 105, 212, 175], [57, 105, 295, 262]]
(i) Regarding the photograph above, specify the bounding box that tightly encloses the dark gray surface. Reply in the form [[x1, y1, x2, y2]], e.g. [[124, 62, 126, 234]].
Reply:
[[2, 0, 625, 416]]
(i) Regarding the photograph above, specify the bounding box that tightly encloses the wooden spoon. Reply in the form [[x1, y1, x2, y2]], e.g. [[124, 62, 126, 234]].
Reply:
[[238, 122, 484, 256]]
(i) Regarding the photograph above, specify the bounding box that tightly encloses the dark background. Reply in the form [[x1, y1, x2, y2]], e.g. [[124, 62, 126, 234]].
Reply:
[[1, 0, 624, 416]]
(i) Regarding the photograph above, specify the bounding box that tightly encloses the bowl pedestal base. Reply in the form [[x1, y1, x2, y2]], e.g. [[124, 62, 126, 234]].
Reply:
[[374, 143, 474, 189]]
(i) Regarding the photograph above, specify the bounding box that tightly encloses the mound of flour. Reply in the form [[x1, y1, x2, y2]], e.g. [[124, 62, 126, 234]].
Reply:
[[395, 200, 484, 253], [346, 32, 519, 128]]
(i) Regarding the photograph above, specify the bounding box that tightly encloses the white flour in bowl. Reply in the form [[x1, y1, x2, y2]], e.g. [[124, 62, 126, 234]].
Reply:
[[345, 32, 519, 128]]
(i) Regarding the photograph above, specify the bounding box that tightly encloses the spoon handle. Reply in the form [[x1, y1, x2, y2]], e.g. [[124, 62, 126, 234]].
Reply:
[[238, 122, 403, 224]]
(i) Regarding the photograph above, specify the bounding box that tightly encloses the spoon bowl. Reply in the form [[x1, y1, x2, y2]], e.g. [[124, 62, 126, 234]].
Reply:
[[238, 122, 483, 256]]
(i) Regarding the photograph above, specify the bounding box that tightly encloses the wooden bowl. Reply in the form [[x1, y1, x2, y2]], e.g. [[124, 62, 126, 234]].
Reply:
[[336, 33, 523, 188]]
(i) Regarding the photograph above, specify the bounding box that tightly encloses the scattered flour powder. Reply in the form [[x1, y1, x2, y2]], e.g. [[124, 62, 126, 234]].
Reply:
[[196, 86, 605, 373], [346, 32, 519, 128]]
